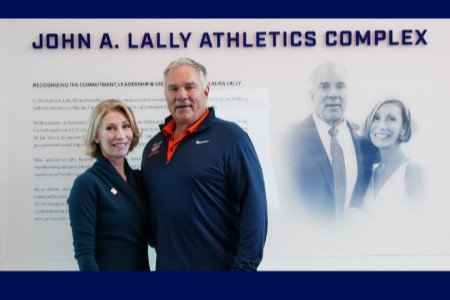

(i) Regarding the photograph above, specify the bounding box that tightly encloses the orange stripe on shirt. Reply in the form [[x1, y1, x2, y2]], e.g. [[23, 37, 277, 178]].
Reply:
[[162, 108, 210, 163]]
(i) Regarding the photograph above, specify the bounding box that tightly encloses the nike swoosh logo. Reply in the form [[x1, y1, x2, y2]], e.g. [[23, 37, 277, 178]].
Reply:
[[196, 140, 211, 145]]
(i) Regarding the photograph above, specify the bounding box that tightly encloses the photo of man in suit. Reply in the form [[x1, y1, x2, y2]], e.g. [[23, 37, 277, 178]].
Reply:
[[290, 61, 378, 220]]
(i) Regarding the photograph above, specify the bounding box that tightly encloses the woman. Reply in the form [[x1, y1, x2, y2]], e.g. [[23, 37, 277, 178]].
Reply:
[[67, 99, 150, 271], [362, 99, 424, 217]]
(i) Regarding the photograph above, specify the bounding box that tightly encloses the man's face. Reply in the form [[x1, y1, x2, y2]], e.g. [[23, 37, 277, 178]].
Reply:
[[310, 63, 348, 127], [164, 65, 209, 129]]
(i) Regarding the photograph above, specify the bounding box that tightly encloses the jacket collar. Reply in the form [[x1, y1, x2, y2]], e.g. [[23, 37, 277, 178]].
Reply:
[[159, 106, 216, 133]]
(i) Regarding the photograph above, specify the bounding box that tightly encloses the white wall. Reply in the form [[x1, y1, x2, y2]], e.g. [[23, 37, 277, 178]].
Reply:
[[1, 19, 450, 270]]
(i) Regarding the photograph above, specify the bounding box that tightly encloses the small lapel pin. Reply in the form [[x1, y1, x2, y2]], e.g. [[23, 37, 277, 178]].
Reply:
[[110, 188, 117, 195]]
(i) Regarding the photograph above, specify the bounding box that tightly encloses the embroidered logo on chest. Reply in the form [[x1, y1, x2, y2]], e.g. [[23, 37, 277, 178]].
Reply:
[[196, 139, 211, 145], [147, 140, 163, 157]]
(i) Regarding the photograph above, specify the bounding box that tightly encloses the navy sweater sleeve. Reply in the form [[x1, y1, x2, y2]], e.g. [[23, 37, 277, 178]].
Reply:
[[228, 132, 268, 271], [67, 174, 99, 271]]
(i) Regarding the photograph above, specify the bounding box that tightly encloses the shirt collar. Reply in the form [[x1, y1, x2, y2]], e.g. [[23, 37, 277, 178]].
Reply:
[[313, 112, 347, 134], [162, 107, 210, 137]]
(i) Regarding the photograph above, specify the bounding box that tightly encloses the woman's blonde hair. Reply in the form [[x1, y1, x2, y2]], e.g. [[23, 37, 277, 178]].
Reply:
[[84, 99, 141, 158]]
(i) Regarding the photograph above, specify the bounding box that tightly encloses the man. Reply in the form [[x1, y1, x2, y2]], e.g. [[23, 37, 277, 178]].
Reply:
[[141, 58, 268, 270], [290, 61, 378, 220]]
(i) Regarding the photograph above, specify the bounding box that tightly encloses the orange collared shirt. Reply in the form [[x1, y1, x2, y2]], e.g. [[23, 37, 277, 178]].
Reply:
[[162, 108, 210, 163]]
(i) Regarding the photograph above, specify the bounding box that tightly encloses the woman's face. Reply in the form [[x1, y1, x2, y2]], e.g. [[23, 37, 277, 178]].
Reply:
[[370, 103, 404, 149], [95, 109, 133, 163]]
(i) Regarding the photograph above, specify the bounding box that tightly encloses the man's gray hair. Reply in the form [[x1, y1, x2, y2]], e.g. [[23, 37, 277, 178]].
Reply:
[[163, 57, 208, 88]]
